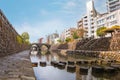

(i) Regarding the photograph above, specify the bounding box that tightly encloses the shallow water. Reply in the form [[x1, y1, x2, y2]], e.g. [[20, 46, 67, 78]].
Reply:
[[30, 52, 120, 80]]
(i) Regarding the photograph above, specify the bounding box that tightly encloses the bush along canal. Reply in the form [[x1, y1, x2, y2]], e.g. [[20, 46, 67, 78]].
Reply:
[[30, 51, 120, 80]]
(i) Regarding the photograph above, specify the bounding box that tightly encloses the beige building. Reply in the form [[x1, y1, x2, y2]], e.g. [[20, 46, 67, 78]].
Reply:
[[64, 28, 76, 39], [95, 9, 120, 38], [60, 28, 76, 41]]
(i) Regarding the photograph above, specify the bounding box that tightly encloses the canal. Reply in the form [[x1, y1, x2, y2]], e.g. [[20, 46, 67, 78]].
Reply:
[[30, 51, 120, 80]]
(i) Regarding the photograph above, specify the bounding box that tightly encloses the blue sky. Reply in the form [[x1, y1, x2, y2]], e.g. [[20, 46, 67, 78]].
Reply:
[[0, 0, 106, 42]]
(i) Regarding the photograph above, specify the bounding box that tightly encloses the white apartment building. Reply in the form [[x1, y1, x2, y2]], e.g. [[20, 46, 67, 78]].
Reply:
[[77, 0, 120, 38], [60, 28, 76, 41], [106, 0, 120, 12], [94, 9, 120, 38], [77, 0, 99, 38], [77, 19, 83, 29]]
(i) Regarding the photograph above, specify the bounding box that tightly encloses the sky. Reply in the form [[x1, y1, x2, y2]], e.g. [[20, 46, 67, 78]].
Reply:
[[0, 0, 106, 43]]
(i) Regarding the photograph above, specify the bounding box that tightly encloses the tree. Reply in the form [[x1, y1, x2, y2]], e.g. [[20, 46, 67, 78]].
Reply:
[[103, 25, 120, 36], [96, 26, 107, 37], [16, 35, 23, 44], [65, 37, 71, 43], [72, 32, 79, 39], [111, 25, 120, 29], [76, 28, 85, 38], [21, 32, 29, 40], [57, 39, 62, 43], [21, 32, 30, 44]]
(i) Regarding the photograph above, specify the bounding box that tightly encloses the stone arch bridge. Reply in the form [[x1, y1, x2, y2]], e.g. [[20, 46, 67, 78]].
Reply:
[[31, 43, 51, 51]]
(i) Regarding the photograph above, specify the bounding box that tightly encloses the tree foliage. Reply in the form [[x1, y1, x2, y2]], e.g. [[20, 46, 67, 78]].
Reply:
[[65, 37, 71, 42], [96, 26, 107, 37], [21, 32, 29, 41], [21, 32, 30, 44], [16, 35, 23, 44], [72, 32, 79, 39], [76, 28, 85, 38], [111, 25, 120, 29], [57, 39, 62, 43]]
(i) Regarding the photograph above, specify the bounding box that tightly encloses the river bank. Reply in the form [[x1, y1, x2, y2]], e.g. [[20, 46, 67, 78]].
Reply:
[[0, 50, 36, 80], [52, 49, 120, 62]]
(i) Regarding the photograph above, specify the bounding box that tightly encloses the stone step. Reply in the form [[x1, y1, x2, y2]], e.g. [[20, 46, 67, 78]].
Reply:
[[20, 75, 36, 80]]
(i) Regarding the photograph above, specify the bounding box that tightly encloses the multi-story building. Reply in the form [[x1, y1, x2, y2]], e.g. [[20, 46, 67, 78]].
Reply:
[[46, 32, 59, 44], [64, 28, 76, 39], [95, 9, 120, 37], [77, 19, 83, 29], [77, 0, 99, 38], [60, 28, 76, 41], [106, 0, 120, 12], [77, 0, 120, 38]]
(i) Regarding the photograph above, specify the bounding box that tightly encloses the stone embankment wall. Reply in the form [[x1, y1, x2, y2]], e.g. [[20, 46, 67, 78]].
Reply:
[[110, 30, 120, 51], [51, 30, 120, 61], [75, 30, 120, 51], [0, 10, 29, 57], [67, 50, 120, 61]]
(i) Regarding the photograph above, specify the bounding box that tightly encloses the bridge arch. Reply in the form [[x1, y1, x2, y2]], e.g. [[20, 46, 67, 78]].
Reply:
[[38, 43, 51, 50], [31, 43, 51, 51]]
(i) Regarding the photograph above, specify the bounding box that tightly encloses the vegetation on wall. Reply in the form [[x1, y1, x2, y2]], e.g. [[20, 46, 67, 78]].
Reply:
[[96, 26, 107, 37], [96, 25, 120, 37], [16, 35, 23, 44], [72, 32, 79, 39], [65, 37, 71, 42]]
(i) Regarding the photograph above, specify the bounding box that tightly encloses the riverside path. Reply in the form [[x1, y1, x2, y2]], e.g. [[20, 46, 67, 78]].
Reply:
[[0, 50, 36, 80]]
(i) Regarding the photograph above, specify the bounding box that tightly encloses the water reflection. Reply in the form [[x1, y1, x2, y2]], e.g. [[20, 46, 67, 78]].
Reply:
[[30, 51, 120, 80]]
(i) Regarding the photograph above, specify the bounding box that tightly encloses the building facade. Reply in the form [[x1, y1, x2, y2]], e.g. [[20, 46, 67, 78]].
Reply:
[[77, 0, 99, 38], [77, 0, 120, 38], [46, 33, 59, 44], [95, 9, 120, 38], [64, 28, 76, 39], [77, 19, 83, 29], [106, 0, 120, 12], [60, 28, 76, 42]]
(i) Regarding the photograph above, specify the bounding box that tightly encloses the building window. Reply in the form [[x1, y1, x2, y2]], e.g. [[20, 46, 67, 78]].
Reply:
[[91, 26, 94, 29], [91, 22, 94, 25], [84, 16, 87, 18], [85, 23, 88, 26], [110, 20, 117, 25]]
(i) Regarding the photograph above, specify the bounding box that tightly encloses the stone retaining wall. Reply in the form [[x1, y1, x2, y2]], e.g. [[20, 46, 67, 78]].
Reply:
[[0, 9, 29, 57], [66, 50, 120, 62]]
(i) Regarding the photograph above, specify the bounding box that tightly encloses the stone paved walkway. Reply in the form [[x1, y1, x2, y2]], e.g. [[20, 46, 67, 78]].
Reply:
[[0, 50, 36, 80]]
